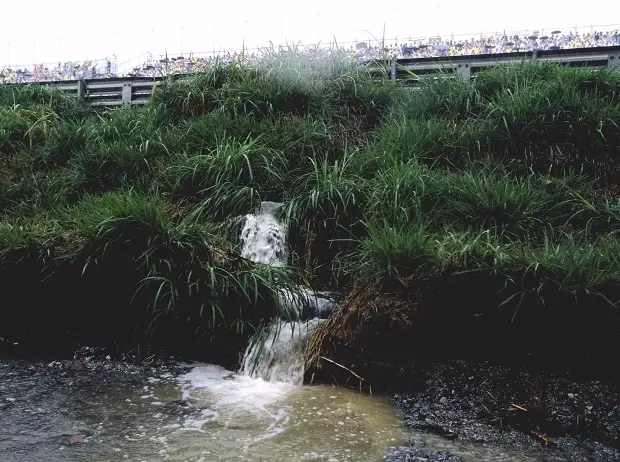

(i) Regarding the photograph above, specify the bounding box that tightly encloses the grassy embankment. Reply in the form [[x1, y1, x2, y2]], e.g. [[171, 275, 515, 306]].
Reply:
[[0, 55, 619, 371]]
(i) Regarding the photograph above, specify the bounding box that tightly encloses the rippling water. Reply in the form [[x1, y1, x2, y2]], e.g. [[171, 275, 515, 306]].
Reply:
[[0, 360, 407, 462], [0, 359, 570, 461]]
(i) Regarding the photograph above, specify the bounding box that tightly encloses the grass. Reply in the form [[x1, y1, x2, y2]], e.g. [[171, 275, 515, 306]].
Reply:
[[1, 55, 620, 367]]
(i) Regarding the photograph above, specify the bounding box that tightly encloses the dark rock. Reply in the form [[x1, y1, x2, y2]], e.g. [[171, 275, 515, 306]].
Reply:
[[392, 360, 620, 461], [69, 360, 84, 371], [68, 434, 85, 445], [162, 399, 192, 416], [384, 441, 463, 462]]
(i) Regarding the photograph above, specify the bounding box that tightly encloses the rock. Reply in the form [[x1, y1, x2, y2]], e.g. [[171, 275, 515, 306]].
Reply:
[[391, 360, 620, 461], [162, 399, 192, 416], [70, 360, 85, 371], [68, 434, 85, 445], [384, 442, 463, 462]]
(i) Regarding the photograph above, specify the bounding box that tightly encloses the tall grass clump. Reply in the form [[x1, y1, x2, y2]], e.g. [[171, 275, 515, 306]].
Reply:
[[150, 62, 253, 119], [365, 162, 443, 224], [0, 83, 87, 115], [348, 221, 436, 287], [162, 135, 285, 218], [477, 64, 620, 177], [3, 53, 620, 367], [0, 168, 82, 215], [285, 150, 367, 286], [377, 62, 620, 178], [0, 190, 302, 358], [71, 192, 297, 335], [443, 170, 558, 235], [0, 105, 64, 156], [402, 75, 484, 121]]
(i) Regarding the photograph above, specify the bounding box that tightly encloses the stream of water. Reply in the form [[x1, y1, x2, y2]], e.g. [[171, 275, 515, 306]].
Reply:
[[0, 357, 558, 462], [0, 359, 407, 462], [0, 202, 559, 461]]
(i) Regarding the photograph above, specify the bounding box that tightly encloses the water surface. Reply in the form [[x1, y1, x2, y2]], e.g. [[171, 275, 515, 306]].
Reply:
[[0, 360, 406, 462]]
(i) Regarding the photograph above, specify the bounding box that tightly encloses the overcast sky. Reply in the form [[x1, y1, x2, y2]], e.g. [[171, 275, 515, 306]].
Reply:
[[1, 1, 617, 70]]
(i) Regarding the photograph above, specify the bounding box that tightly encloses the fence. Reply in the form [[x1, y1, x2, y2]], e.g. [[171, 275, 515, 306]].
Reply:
[[386, 45, 620, 84], [39, 76, 163, 107], [33, 45, 620, 107]]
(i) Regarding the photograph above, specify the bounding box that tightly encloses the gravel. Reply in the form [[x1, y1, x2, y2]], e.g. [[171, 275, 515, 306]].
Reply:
[[389, 360, 620, 461]]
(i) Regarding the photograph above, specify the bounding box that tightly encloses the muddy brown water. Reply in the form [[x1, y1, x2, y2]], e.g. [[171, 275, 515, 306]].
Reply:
[[0, 361, 406, 461], [0, 360, 559, 461]]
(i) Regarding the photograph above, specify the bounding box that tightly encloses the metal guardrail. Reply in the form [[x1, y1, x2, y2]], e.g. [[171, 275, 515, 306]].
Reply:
[[39, 76, 165, 107], [389, 45, 620, 84], [28, 45, 620, 107]]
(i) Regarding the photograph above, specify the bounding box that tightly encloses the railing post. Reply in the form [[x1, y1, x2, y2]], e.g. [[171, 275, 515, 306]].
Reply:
[[390, 59, 397, 84], [532, 50, 539, 61], [76, 78, 86, 103], [456, 63, 471, 81], [609, 53, 620, 70], [122, 82, 132, 108]]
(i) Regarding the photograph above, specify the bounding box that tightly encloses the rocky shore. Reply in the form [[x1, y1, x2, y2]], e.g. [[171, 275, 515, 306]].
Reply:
[[386, 360, 620, 461]]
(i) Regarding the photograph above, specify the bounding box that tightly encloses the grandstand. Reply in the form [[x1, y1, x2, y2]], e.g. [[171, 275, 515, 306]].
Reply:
[[1, 26, 619, 83], [0, 57, 118, 84]]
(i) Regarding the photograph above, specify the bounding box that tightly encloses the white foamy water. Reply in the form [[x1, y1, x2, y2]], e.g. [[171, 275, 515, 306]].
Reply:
[[180, 364, 293, 408], [171, 364, 408, 461], [178, 364, 293, 441], [238, 201, 336, 386], [240, 201, 337, 321], [241, 201, 287, 266], [239, 320, 322, 385]]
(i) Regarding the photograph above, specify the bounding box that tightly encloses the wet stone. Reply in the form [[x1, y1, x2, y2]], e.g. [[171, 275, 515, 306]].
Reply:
[[70, 360, 85, 371], [161, 399, 192, 416], [393, 360, 620, 462], [384, 441, 463, 462], [68, 434, 86, 445]]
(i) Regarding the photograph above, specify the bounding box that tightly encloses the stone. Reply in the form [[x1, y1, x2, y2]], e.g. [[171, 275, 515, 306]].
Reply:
[[70, 360, 85, 371], [68, 434, 85, 445]]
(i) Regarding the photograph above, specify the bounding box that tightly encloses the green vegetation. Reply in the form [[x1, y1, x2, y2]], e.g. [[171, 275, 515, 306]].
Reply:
[[1, 57, 620, 364]]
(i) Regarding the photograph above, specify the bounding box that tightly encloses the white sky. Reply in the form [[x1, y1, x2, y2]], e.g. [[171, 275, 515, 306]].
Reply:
[[1, 1, 617, 70]]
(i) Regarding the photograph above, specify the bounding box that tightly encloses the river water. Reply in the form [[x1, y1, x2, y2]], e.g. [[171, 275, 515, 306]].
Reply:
[[0, 359, 407, 462], [0, 357, 565, 462]]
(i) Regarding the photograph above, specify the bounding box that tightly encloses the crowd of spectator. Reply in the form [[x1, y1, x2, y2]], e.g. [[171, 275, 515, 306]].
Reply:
[[0, 59, 117, 84], [124, 52, 261, 78], [2, 27, 619, 83], [390, 28, 620, 59], [124, 28, 620, 78]]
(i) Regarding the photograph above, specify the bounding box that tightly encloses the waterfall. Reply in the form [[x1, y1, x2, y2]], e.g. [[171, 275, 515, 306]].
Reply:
[[239, 320, 322, 386], [281, 288, 340, 320], [238, 201, 336, 384], [240, 201, 287, 266]]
